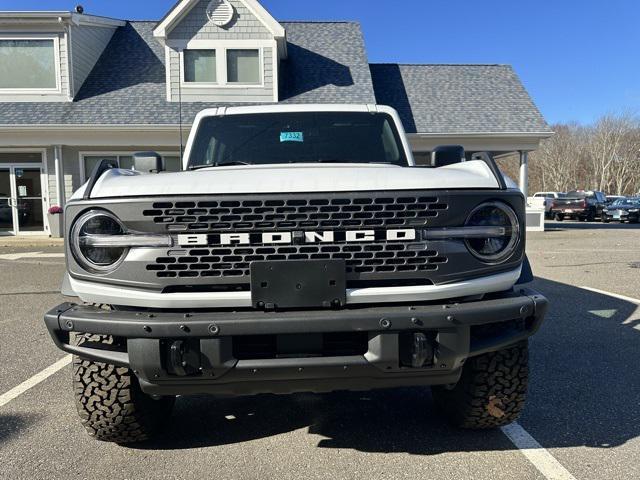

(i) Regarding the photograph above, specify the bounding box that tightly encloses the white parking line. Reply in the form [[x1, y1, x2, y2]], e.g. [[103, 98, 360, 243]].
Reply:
[[502, 423, 577, 480], [0, 252, 65, 261], [579, 286, 640, 305], [0, 355, 71, 408]]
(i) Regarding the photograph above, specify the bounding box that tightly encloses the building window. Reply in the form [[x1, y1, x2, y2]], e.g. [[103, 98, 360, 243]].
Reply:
[[81, 154, 181, 182], [0, 39, 58, 90], [227, 49, 260, 84], [184, 49, 217, 83]]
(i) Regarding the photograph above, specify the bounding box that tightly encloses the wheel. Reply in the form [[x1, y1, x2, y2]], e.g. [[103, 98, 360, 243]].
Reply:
[[586, 212, 596, 222], [72, 334, 175, 443], [431, 341, 528, 429], [554, 213, 564, 221], [602, 217, 610, 223]]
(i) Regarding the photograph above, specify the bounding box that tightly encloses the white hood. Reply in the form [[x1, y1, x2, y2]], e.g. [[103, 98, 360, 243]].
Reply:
[[84, 161, 499, 199]]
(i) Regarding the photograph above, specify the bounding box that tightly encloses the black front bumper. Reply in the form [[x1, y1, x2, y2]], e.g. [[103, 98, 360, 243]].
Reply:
[[44, 288, 547, 396]]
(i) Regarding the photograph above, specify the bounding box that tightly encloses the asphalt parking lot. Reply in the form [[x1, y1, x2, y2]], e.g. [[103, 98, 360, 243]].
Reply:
[[0, 221, 639, 480]]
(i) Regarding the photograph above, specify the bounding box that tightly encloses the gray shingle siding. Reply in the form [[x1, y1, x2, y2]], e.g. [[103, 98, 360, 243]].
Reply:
[[370, 64, 550, 134], [69, 24, 117, 97], [168, 0, 272, 41]]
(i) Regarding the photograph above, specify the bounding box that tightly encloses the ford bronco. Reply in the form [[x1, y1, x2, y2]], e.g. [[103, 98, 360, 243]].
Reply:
[[44, 104, 547, 443]]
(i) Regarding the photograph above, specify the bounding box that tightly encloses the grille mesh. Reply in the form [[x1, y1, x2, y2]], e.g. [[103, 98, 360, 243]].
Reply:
[[147, 243, 447, 279], [143, 195, 447, 232]]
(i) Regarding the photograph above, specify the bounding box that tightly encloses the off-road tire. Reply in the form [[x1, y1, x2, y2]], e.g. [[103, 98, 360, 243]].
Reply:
[[431, 340, 528, 429], [72, 334, 175, 443]]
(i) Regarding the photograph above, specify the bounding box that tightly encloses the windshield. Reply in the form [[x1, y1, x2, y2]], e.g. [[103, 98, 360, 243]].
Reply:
[[612, 198, 640, 206], [187, 112, 409, 169]]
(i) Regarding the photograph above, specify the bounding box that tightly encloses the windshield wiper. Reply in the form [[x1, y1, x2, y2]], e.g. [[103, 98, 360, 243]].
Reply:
[[188, 165, 214, 171], [188, 161, 251, 170], [216, 161, 251, 167]]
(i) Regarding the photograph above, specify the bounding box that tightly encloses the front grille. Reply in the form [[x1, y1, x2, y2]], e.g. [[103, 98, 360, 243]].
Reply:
[[147, 243, 447, 279], [143, 195, 447, 232]]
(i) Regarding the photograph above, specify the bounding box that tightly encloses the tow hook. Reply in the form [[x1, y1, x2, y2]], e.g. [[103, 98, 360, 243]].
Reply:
[[168, 340, 201, 376], [400, 332, 435, 368]]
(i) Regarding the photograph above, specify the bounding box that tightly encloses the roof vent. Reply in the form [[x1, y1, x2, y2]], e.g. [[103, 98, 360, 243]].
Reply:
[[206, 0, 235, 27]]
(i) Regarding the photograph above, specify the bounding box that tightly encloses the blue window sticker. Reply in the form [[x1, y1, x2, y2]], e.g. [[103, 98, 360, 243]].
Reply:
[[280, 131, 304, 143]]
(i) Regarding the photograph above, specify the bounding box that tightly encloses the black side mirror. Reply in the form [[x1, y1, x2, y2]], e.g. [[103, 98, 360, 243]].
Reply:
[[133, 151, 165, 173], [431, 145, 465, 167]]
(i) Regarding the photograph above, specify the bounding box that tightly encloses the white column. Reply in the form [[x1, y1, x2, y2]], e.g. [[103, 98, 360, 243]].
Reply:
[[519, 150, 529, 198], [54, 145, 66, 208]]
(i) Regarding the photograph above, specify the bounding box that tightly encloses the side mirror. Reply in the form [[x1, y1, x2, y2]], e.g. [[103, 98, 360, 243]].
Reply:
[[133, 151, 165, 173], [431, 145, 465, 167]]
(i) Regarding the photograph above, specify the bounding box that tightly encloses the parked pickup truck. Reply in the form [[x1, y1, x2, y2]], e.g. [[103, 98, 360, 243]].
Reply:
[[531, 192, 565, 218], [44, 104, 547, 443], [550, 190, 606, 221]]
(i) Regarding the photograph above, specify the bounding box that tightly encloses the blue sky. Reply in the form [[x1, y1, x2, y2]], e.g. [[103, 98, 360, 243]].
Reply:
[[3, 0, 638, 125]]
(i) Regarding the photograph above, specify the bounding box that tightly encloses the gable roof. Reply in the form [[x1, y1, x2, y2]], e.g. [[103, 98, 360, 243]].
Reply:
[[0, 21, 376, 126], [370, 64, 551, 135], [154, 0, 285, 40]]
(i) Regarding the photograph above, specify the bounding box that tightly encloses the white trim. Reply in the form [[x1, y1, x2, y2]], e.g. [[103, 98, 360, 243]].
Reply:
[[411, 132, 554, 138], [78, 150, 181, 183], [224, 46, 264, 87], [0, 35, 62, 94], [176, 41, 267, 89], [272, 38, 278, 101], [0, 11, 124, 27], [0, 153, 49, 236], [179, 48, 220, 87], [165, 44, 172, 101]]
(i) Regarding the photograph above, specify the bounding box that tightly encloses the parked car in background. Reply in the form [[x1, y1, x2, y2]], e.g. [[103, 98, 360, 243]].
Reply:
[[550, 190, 606, 221], [532, 192, 565, 218], [602, 197, 640, 223]]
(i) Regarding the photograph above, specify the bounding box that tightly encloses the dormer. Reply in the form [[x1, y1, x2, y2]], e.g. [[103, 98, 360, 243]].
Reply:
[[0, 11, 124, 102], [153, 0, 286, 103]]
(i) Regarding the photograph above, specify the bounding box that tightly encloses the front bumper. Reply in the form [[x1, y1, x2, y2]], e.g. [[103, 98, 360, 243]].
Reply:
[[44, 288, 547, 396], [603, 211, 638, 221]]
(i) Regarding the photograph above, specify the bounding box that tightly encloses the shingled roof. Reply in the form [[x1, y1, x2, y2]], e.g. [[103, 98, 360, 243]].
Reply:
[[0, 20, 549, 136], [370, 63, 550, 134], [0, 21, 375, 126]]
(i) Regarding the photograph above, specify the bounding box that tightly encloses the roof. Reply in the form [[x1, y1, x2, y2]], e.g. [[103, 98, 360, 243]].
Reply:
[[370, 64, 551, 134], [0, 11, 125, 27], [0, 21, 549, 136], [0, 21, 375, 126]]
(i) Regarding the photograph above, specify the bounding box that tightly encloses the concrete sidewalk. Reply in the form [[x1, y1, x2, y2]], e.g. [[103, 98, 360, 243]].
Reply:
[[0, 236, 64, 247]]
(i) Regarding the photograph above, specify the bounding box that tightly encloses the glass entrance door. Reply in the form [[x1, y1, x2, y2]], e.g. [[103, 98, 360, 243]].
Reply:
[[0, 165, 46, 235], [0, 168, 14, 234]]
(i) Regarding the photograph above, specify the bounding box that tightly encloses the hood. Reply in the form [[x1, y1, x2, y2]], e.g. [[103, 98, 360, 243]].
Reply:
[[80, 161, 500, 199]]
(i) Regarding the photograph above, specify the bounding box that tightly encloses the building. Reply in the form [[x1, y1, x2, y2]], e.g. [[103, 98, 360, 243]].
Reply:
[[0, 0, 551, 236]]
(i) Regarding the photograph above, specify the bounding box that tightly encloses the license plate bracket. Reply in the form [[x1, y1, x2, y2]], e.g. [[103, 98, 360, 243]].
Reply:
[[250, 260, 346, 309]]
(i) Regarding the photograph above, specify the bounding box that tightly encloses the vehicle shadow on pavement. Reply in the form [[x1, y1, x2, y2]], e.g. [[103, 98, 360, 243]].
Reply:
[[130, 277, 640, 454], [0, 414, 41, 445]]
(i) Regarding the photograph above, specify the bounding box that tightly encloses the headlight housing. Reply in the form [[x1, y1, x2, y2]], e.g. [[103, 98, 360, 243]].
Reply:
[[465, 202, 520, 264], [71, 210, 128, 273]]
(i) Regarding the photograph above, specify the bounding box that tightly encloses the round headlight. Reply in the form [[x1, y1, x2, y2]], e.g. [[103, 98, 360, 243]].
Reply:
[[71, 210, 127, 273], [465, 202, 520, 264]]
